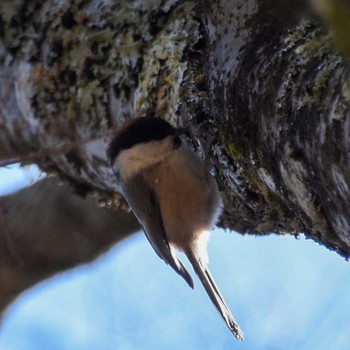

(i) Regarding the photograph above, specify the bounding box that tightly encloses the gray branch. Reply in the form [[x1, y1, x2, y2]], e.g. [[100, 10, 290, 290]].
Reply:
[[0, 177, 139, 314]]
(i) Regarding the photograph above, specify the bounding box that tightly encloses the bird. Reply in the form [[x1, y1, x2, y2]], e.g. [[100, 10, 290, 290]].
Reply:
[[107, 116, 243, 340]]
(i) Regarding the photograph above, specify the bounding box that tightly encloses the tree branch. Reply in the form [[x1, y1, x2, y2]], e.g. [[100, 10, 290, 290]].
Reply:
[[196, 0, 350, 257], [0, 177, 140, 315]]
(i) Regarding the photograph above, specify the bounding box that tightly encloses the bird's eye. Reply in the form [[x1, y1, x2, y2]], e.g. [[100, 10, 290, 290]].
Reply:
[[112, 167, 121, 182], [173, 136, 182, 149]]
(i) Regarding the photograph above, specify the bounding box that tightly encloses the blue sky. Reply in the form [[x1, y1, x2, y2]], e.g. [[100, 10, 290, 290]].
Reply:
[[0, 165, 349, 350]]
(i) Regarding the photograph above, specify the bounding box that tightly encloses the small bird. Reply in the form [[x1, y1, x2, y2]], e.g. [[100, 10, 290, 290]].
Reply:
[[107, 116, 243, 340]]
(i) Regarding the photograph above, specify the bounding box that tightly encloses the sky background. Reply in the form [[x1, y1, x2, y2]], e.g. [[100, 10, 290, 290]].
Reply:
[[0, 165, 349, 350]]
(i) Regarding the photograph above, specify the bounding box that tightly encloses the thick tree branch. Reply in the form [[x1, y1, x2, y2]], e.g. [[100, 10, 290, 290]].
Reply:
[[196, 0, 350, 257], [0, 177, 139, 315]]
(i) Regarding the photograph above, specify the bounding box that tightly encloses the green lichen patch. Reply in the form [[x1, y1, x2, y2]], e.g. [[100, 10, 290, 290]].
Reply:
[[226, 143, 244, 160], [134, 2, 198, 120], [341, 81, 350, 103], [313, 0, 350, 57]]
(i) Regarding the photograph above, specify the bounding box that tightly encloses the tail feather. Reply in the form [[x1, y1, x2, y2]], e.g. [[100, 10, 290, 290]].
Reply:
[[186, 250, 244, 341], [172, 257, 194, 289]]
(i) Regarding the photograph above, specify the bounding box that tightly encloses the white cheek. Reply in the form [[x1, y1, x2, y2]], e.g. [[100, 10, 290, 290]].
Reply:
[[116, 137, 175, 179]]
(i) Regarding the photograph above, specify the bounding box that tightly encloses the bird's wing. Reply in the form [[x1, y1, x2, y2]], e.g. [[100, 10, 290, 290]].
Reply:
[[121, 173, 194, 288]]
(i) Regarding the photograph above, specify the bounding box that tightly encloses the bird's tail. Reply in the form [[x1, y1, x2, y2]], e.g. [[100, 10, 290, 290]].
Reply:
[[186, 249, 244, 341]]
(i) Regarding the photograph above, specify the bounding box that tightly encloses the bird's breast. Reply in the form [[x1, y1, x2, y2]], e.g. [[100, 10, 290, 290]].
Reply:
[[144, 147, 221, 250]]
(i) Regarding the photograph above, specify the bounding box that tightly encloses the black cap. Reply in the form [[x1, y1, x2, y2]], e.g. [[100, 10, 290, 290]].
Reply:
[[107, 117, 177, 164]]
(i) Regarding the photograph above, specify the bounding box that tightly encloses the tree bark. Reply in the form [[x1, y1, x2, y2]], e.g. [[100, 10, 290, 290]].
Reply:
[[0, 0, 349, 312], [196, 0, 350, 256]]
